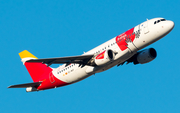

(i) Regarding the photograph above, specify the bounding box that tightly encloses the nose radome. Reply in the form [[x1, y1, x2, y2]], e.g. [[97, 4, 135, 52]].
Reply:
[[167, 20, 175, 31]]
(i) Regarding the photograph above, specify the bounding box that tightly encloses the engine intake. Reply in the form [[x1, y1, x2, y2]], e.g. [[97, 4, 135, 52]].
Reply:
[[127, 48, 157, 65], [88, 49, 115, 66]]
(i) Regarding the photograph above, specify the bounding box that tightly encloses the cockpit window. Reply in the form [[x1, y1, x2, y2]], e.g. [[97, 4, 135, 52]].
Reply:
[[154, 19, 166, 24], [161, 19, 166, 21]]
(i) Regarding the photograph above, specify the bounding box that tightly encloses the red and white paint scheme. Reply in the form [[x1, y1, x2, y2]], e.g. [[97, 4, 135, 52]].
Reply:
[[8, 18, 174, 92]]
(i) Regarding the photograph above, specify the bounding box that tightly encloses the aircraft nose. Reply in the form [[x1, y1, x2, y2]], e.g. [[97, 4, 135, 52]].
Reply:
[[166, 20, 174, 31]]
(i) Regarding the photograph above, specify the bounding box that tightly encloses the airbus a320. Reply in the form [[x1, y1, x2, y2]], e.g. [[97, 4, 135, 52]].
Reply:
[[8, 18, 174, 92]]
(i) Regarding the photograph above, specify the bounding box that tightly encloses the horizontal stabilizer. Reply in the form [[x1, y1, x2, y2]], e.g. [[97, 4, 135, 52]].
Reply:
[[8, 82, 42, 88]]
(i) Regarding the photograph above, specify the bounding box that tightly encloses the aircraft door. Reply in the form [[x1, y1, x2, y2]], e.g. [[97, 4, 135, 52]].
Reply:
[[143, 20, 149, 34], [49, 72, 55, 83]]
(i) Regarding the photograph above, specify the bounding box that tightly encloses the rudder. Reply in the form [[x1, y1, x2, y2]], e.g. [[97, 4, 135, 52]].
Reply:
[[19, 50, 52, 82]]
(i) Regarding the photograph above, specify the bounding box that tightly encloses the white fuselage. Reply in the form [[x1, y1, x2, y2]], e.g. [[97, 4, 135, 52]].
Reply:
[[53, 18, 174, 84]]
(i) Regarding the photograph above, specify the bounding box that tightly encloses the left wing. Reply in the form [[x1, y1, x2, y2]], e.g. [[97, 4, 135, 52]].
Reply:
[[26, 54, 94, 66]]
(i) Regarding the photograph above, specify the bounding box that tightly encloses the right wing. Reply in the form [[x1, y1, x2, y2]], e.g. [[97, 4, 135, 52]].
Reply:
[[26, 54, 94, 66]]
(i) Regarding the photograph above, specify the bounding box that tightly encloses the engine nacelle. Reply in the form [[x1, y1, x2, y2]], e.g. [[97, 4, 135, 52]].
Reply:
[[127, 48, 157, 65], [90, 49, 115, 66]]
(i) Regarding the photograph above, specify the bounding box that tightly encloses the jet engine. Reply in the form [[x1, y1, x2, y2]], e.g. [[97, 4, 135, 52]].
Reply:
[[88, 49, 115, 66], [127, 48, 157, 65]]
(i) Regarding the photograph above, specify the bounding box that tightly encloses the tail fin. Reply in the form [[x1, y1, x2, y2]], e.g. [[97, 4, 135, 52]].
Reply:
[[19, 50, 52, 82]]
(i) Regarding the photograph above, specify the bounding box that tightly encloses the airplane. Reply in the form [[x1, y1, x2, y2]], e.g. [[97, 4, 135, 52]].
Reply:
[[8, 17, 174, 92]]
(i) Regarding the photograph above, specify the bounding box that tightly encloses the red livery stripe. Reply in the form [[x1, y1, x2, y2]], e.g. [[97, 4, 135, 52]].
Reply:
[[96, 51, 106, 59], [116, 28, 135, 51]]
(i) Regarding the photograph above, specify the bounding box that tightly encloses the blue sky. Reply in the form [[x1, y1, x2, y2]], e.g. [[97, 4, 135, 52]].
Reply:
[[1, 0, 180, 113]]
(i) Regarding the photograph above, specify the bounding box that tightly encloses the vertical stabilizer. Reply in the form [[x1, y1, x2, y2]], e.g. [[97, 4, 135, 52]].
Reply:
[[19, 50, 52, 82]]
